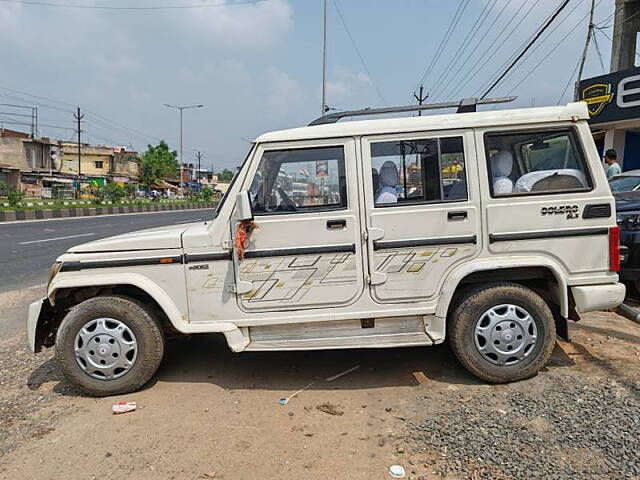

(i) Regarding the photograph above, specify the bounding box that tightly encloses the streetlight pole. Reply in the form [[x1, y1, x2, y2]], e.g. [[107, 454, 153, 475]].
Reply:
[[163, 103, 203, 194]]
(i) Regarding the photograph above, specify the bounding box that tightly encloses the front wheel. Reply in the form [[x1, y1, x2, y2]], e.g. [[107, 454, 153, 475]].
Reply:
[[55, 295, 165, 397], [448, 283, 556, 383]]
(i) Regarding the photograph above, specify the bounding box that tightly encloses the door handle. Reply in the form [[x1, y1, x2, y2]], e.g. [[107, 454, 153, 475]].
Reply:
[[327, 219, 347, 229], [447, 211, 468, 221]]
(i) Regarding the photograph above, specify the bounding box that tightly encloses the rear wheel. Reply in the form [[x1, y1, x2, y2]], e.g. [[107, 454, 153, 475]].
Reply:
[[55, 295, 165, 397], [448, 283, 556, 383]]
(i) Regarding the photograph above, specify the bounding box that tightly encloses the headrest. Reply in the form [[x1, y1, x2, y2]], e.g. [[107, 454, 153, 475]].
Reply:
[[491, 150, 513, 177], [379, 161, 399, 187]]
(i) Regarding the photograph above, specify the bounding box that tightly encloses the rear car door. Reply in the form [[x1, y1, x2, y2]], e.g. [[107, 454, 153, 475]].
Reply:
[[361, 129, 481, 303], [233, 138, 365, 312]]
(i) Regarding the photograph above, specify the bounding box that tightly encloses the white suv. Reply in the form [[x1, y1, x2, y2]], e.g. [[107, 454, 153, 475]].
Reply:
[[28, 100, 625, 396]]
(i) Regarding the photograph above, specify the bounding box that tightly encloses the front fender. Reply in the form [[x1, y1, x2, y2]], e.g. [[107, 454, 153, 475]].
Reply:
[[48, 272, 190, 331], [435, 256, 569, 319]]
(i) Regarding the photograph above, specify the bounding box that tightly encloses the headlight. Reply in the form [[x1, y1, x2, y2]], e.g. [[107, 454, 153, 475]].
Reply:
[[617, 212, 640, 230], [47, 262, 62, 288]]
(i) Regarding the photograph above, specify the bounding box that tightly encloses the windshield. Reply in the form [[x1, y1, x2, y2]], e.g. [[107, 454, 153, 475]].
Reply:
[[609, 175, 640, 193], [213, 144, 255, 218]]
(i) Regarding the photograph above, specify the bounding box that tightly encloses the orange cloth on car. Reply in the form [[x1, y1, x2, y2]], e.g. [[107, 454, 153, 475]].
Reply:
[[235, 220, 258, 260]]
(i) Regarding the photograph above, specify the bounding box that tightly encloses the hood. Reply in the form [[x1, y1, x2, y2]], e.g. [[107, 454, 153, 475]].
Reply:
[[68, 223, 193, 253], [615, 191, 640, 213]]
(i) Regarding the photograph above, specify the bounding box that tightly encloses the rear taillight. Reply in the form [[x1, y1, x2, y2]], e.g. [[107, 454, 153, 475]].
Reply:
[[609, 225, 620, 272]]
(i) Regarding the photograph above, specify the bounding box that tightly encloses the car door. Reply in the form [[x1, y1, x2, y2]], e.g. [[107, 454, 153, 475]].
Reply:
[[361, 129, 481, 304], [233, 138, 365, 313]]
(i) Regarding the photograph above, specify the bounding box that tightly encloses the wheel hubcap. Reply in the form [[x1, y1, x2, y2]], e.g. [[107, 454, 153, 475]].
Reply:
[[74, 318, 138, 380], [473, 304, 538, 366]]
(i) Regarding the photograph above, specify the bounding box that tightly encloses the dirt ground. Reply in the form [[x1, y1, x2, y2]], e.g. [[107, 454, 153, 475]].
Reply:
[[0, 307, 639, 480]]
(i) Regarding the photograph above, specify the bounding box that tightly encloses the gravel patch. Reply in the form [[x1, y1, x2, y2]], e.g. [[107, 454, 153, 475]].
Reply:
[[0, 335, 78, 457], [409, 376, 640, 479]]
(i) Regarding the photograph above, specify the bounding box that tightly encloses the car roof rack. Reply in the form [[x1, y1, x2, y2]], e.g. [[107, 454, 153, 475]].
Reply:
[[308, 96, 517, 126]]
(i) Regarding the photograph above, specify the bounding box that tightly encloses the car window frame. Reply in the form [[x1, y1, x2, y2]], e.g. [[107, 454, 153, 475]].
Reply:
[[249, 144, 349, 217], [484, 126, 594, 199], [369, 134, 469, 209]]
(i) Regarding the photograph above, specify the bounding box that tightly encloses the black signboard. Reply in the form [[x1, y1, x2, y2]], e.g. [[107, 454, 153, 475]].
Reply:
[[578, 66, 640, 125]]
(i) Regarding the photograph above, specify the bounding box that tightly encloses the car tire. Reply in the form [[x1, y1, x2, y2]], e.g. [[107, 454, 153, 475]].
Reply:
[[55, 295, 165, 397], [448, 282, 556, 383]]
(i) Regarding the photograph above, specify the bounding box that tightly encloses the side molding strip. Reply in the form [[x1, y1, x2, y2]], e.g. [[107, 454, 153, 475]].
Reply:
[[373, 236, 477, 251], [185, 252, 232, 262], [243, 244, 356, 259], [489, 227, 609, 243], [60, 255, 184, 272]]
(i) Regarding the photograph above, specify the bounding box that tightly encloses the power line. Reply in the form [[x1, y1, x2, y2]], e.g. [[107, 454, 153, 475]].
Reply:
[[416, 0, 471, 88], [556, 56, 583, 105], [481, 0, 571, 99], [444, 0, 539, 100], [428, 0, 499, 99], [503, 1, 604, 98], [592, 26, 607, 73], [0, 0, 268, 10], [331, 0, 387, 106], [436, 0, 526, 101], [597, 26, 640, 62], [472, 0, 588, 98]]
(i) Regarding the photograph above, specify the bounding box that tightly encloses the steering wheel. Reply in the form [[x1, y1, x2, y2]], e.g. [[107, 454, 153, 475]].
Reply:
[[276, 187, 298, 211]]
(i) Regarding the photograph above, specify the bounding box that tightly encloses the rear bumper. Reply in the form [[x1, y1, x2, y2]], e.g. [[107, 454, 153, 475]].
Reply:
[[27, 299, 45, 353], [570, 283, 626, 313]]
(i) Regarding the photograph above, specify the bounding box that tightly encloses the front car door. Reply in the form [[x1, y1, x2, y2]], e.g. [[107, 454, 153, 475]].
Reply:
[[233, 138, 365, 313], [361, 129, 481, 304]]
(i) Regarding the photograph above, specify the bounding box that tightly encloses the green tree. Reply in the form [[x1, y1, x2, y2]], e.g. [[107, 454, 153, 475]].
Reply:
[[140, 141, 179, 186], [218, 169, 235, 182]]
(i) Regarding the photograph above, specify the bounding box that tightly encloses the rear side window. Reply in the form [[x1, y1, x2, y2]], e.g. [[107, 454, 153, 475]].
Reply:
[[485, 128, 592, 197], [370, 136, 467, 206], [249, 146, 347, 215]]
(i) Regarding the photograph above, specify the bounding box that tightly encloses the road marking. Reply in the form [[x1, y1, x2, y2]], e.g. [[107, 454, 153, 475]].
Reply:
[[19, 233, 95, 245], [174, 218, 203, 224]]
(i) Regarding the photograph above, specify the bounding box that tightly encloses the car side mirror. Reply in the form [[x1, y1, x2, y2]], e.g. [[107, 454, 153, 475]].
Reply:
[[234, 191, 254, 221]]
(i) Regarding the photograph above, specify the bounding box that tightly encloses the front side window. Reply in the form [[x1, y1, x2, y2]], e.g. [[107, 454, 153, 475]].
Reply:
[[249, 146, 347, 215], [485, 128, 592, 197], [370, 136, 467, 206]]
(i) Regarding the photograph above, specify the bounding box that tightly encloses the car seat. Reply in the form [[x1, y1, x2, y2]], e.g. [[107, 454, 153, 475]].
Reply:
[[490, 151, 514, 195], [376, 161, 400, 204], [514, 169, 587, 193]]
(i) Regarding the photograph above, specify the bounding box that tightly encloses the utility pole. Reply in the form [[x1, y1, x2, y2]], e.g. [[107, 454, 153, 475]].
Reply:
[[413, 85, 428, 116], [163, 104, 203, 194], [74, 107, 84, 197], [321, 0, 328, 115], [196, 151, 202, 187], [575, 0, 597, 100]]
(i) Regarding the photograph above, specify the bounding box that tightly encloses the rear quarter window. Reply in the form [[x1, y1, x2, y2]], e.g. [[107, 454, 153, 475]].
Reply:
[[484, 128, 593, 197]]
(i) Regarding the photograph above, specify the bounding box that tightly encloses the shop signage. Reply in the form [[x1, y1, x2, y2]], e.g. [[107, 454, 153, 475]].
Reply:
[[578, 66, 640, 124]]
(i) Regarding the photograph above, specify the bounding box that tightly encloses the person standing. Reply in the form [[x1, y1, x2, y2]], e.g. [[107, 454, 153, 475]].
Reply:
[[604, 149, 621, 179]]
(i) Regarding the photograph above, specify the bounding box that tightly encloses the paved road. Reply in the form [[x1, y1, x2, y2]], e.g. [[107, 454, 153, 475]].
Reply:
[[0, 208, 214, 293]]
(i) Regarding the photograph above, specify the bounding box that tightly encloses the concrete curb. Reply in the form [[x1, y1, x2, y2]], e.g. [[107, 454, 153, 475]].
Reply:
[[0, 202, 217, 223]]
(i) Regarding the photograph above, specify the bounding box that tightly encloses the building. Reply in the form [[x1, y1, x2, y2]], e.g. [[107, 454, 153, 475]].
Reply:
[[59, 143, 140, 186], [578, 0, 640, 170], [0, 128, 66, 197], [59, 142, 113, 185], [111, 148, 141, 184]]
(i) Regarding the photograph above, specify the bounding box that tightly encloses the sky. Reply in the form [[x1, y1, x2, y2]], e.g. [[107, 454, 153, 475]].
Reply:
[[0, 0, 619, 170]]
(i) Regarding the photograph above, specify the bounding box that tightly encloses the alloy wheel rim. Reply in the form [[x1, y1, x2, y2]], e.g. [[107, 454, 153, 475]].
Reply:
[[473, 304, 538, 366], [74, 318, 138, 380]]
